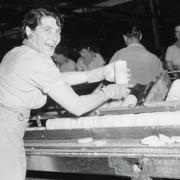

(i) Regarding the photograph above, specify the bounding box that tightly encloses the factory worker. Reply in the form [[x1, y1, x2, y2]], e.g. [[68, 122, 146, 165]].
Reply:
[[0, 8, 132, 180], [53, 52, 77, 72], [110, 26, 163, 85], [77, 46, 105, 71], [165, 22, 180, 79]]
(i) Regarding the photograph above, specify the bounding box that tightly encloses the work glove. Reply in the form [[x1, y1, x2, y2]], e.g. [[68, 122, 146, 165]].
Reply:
[[101, 84, 132, 101], [87, 62, 131, 83], [104, 61, 131, 83], [103, 62, 115, 82]]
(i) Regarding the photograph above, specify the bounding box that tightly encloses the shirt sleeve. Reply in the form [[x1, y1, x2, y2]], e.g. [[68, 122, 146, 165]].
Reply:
[[28, 54, 66, 94]]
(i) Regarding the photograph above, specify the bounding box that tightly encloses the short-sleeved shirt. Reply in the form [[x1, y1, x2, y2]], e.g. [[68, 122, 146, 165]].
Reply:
[[165, 44, 180, 68], [0, 40, 65, 110], [110, 44, 163, 85], [77, 53, 105, 71]]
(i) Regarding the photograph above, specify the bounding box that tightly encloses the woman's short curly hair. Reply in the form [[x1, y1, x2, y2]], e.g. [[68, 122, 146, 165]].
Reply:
[[22, 8, 61, 38]]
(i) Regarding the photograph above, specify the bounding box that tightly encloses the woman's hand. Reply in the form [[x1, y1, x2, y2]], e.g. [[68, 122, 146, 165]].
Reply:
[[104, 62, 131, 83], [101, 84, 133, 101], [87, 61, 131, 83]]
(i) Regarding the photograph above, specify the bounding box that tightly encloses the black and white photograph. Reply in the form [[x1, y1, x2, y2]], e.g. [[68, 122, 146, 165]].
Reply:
[[0, 0, 180, 180]]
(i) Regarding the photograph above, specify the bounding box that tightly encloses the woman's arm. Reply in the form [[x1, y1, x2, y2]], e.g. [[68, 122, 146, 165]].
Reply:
[[62, 71, 88, 85], [48, 82, 131, 116], [48, 82, 104, 116], [62, 62, 118, 85]]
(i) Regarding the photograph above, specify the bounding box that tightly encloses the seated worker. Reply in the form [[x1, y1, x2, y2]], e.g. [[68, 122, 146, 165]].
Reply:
[[165, 22, 180, 78], [0, 8, 132, 180], [109, 26, 163, 86], [77, 46, 106, 71], [53, 52, 77, 72]]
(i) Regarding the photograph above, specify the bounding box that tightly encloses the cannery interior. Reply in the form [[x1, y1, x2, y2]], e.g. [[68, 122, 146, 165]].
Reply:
[[1, 0, 180, 180]]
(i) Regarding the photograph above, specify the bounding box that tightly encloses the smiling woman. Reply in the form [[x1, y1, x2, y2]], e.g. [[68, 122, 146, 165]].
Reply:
[[25, 16, 61, 56], [0, 8, 132, 180], [22, 8, 62, 56]]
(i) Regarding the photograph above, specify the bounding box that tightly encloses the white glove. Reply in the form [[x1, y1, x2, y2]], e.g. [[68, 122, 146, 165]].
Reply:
[[86, 63, 116, 83], [104, 62, 132, 83], [87, 62, 131, 83], [103, 62, 115, 82], [101, 84, 132, 101]]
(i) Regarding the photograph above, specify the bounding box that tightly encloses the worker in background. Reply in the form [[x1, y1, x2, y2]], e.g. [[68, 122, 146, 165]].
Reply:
[[53, 52, 77, 72], [165, 22, 180, 79], [77, 45, 105, 71], [110, 26, 163, 86]]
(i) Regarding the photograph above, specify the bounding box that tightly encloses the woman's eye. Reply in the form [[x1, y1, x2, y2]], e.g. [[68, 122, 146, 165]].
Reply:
[[44, 29, 50, 32], [56, 29, 61, 35], [43, 27, 51, 32]]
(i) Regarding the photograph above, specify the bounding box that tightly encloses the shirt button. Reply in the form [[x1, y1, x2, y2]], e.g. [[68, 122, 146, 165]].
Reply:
[[18, 114, 24, 121]]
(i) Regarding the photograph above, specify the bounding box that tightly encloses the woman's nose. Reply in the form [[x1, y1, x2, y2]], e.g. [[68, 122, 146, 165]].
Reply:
[[51, 33, 61, 44]]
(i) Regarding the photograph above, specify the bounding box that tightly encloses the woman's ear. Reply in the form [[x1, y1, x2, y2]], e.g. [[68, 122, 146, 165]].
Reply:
[[25, 26, 32, 39], [123, 35, 126, 42], [123, 35, 128, 44], [139, 33, 142, 41]]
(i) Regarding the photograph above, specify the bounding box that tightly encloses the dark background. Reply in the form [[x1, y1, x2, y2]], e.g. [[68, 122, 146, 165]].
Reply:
[[0, 0, 179, 63], [1, 1, 179, 179]]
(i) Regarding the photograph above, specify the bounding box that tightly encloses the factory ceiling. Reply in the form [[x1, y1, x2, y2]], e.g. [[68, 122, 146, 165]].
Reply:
[[0, 0, 179, 56], [0, 0, 179, 39]]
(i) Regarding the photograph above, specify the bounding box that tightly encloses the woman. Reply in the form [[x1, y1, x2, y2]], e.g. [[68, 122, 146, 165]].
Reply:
[[165, 22, 180, 72], [0, 8, 131, 180], [77, 46, 105, 71]]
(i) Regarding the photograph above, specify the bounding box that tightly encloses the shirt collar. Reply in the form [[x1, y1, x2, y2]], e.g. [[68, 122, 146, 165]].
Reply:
[[128, 43, 144, 48]]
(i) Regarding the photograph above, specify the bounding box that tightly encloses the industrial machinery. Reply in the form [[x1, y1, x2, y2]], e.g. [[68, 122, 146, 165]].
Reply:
[[25, 71, 180, 180]]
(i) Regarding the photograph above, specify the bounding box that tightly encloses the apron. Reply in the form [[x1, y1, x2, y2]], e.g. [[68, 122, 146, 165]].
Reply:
[[0, 106, 30, 180]]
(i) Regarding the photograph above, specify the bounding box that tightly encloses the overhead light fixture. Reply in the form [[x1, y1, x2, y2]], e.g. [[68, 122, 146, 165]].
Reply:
[[95, 0, 134, 7]]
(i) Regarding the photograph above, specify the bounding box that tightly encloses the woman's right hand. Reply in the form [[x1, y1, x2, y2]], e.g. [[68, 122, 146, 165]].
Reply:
[[103, 62, 131, 83], [101, 84, 133, 101]]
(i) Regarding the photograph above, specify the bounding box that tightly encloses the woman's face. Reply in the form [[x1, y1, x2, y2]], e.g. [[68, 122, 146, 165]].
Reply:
[[29, 16, 61, 56], [175, 25, 180, 40], [80, 48, 89, 58]]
